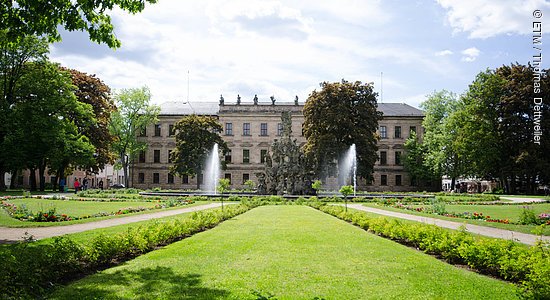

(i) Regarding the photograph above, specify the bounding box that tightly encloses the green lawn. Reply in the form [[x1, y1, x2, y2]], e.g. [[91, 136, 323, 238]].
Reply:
[[0, 198, 210, 227], [51, 205, 517, 299], [363, 203, 550, 235]]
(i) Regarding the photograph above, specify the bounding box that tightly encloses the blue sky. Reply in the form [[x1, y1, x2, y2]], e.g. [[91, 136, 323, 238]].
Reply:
[[50, 0, 550, 108]]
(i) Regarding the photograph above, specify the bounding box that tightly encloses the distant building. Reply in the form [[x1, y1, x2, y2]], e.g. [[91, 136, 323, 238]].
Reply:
[[130, 99, 439, 192]]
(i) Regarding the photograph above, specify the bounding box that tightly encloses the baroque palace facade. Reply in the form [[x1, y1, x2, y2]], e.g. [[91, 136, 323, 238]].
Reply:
[[131, 98, 436, 192]]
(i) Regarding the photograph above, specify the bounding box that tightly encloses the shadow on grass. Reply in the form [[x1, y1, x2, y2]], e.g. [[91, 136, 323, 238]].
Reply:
[[52, 266, 230, 299]]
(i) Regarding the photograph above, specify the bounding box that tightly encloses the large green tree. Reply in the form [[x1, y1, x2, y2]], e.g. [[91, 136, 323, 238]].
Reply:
[[0, 0, 157, 48], [109, 87, 159, 188], [0, 32, 49, 190], [66, 68, 117, 173], [170, 115, 228, 190], [419, 90, 462, 188], [303, 80, 381, 182], [457, 64, 550, 193], [403, 131, 439, 186], [4, 61, 96, 191]]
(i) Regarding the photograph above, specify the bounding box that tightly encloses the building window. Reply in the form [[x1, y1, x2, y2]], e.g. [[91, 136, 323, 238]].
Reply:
[[395, 126, 402, 138], [225, 123, 233, 135], [277, 123, 283, 136], [138, 173, 145, 184], [182, 175, 189, 184], [139, 150, 146, 163], [139, 127, 147, 137], [381, 175, 387, 186], [260, 149, 268, 163], [243, 149, 250, 164], [169, 124, 175, 136], [225, 149, 232, 163], [168, 173, 174, 184], [243, 173, 250, 184], [380, 126, 387, 138], [243, 123, 251, 136], [168, 150, 172, 163], [154, 124, 161, 137], [396, 175, 402, 186], [153, 173, 160, 184], [260, 123, 268, 136], [395, 151, 402, 165], [225, 173, 232, 184], [410, 126, 417, 135], [380, 151, 387, 165], [154, 150, 161, 163]]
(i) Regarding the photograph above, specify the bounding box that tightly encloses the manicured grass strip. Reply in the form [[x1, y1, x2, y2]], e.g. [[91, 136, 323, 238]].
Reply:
[[0, 200, 210, 228], [52, 205, 517, 300], [317, 204, 550, 299], [362, 203, 550, 236], [5, 198, 159, 215]]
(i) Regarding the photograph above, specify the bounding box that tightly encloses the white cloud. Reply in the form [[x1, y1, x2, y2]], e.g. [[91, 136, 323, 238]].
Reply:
[[461, 47, 480, 62], [435, 50, 453, 56], [436, 0, 550, 38]]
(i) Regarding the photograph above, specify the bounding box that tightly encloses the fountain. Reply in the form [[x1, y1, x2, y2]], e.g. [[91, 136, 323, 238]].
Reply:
[[203, 143, 221, 194], [339, 144, 357, 196]]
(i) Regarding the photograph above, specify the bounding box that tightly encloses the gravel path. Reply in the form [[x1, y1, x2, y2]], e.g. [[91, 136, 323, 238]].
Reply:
[[500, 197, 547, 203], [346, 204, 549, 246], [0, 203, 226, 244]]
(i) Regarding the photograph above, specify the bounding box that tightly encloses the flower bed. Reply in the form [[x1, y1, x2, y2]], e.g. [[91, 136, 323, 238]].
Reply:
[[0, 198, 196, 222]]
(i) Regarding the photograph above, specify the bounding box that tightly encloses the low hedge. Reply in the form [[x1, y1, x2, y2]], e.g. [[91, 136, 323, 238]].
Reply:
[[314, 204, 549, 299], [0, 204, 250, 299]]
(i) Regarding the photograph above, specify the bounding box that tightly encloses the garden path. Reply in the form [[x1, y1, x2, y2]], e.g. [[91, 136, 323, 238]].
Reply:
[[346, 204, 550, 246], [500, 196, 547, 203], [0, 203, 227, 244]]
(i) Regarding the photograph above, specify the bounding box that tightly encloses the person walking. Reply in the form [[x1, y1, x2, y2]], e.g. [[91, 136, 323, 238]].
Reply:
[[74, 179, 80, 194], [59, 178, 65, 193]]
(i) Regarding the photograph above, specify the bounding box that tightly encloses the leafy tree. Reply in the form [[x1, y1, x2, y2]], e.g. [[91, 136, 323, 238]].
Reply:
[[217, 178, 231, 210], [65, 68, 117, 173], [303, 80, 382, 182], [339, 185, 354, 211], [0, 32, 49, 190], [457, 64, 550, 193], [420, 90, 462, 189], [109, 87, 159, 188], [170, 115, 228, 190], [0, 0, 157, 48], [403, 131, 439, 186], [311, 180, 322, 193], [4, 61, 96, 191]]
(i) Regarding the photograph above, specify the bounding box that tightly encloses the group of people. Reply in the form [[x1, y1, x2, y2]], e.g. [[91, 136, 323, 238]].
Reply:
[[58, 177, 104, 193]]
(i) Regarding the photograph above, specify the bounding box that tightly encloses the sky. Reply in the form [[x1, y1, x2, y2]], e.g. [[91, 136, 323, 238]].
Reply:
[[50, 0, 550, 109]]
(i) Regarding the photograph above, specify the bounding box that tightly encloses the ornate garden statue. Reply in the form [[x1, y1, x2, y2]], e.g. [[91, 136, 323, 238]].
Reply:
[[237, 94, 241, 105], [219, 94, 224, 105], [257, 111, 314, 195], [253, 94, 258, 105]]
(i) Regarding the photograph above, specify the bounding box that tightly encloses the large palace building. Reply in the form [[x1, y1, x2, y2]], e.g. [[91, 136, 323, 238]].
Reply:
[[131, 98, 437, 192]]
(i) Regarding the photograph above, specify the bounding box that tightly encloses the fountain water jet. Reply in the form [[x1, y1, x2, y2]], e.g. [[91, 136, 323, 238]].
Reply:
[[339, 144, 357, 196], [203, 143, 220, 194]]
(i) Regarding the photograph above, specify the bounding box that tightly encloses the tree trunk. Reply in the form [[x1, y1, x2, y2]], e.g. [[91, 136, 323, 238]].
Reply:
[[451, 177, 456, 192], [0, 167, 6, 191], [29, 168, 37, 191], [196, 168, 201, 190], [9, 170, 17, 189], [38, 161, 46, 192], [120, 151, 129, 188]]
